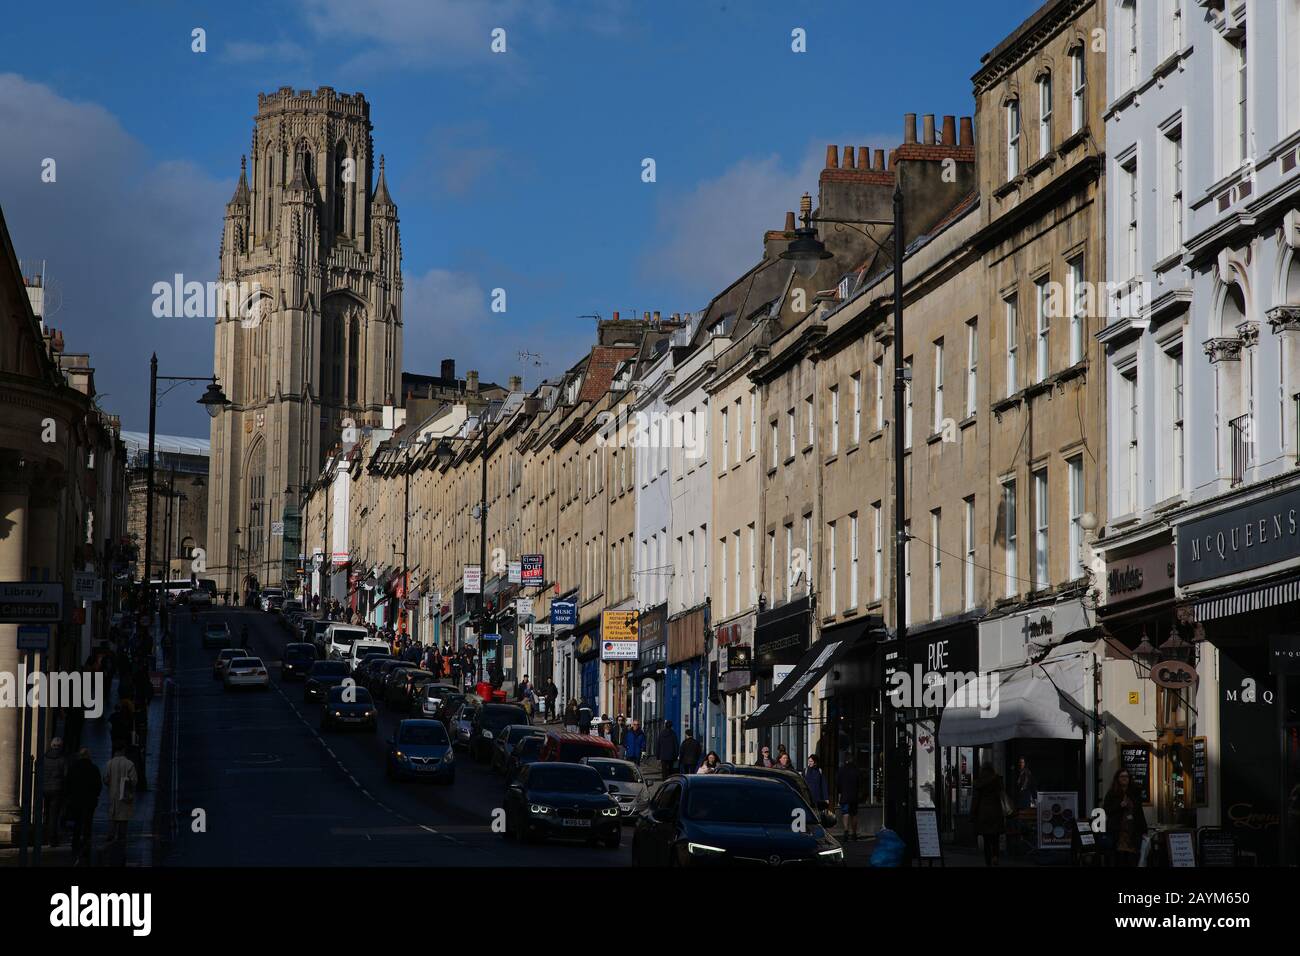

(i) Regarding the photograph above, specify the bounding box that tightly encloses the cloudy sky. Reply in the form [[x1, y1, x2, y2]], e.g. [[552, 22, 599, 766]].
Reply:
[[0, 0, 1035, 436]]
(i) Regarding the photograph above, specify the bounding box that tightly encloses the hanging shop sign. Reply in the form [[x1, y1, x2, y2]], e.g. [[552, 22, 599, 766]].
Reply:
[[601, 640, 638, 661], [602, 610, 638, 643], [516, 597, 533, 619], [725, 644, 752, 671], [1150, 659, 1198, 689], [521, 554, 544, 586], [550, 600, 576, 627], [508, 561, 522, 584], [463, 566, 481, 595]]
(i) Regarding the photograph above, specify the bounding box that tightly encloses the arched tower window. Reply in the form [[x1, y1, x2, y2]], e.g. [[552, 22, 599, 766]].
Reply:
[[246, 438, 267, 570], [264, 150, 275, 236], [348, 314, 360, 402], [334, 141, 349, 236]]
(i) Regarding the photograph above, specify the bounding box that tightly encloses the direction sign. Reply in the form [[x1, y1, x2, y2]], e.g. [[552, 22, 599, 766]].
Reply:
[[73, 572, 99, 600], [0, 582, 64, 624], [17, 624, 50, 651]]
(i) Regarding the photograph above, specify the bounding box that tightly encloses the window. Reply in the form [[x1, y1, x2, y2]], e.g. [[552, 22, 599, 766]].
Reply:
[[828, 521, 837, 615], [1068, 457, 1084, 580], [767, 529, 776, 604], [1002, 479, 1017, 598], [720, 407, 729, 471], [733, 531, 741, 616], [687, 530, 695, 605], [874, 356, 885, 429], [784, 523, 794, 602], [850, 372, 861, 444], [1123, 0, 1138, 90], [804, 514, 813, 596], [1038, 72, 1053, 156], [904, 357, 914, 449], [830, 385, 840, 454], [1033, 468, 1049, 591], [963, 496, 976, 611], [872, 502, 883, 602], [719, 535, 727, 618], [1166, 347, 1185, 497], [1163, 0, 1183, 58], [1067, 256, 1085, 365], [966, 320, 978, 417], [771, 420, 779, 469], [805, 396, 815, 449], [1164, 126, 1183, 257], [1006, 99, 1021, 179], [1005, 295, 1019, 396], [1035, 277, 1050, 383], [933, 340, 945, 433], [1070, 47, 1086, 134], [1235, 37, 1248, 167], [787, 409, 796, 459], [930, 509, 942, 619], [748, 524, 756, 608], [849, 513, 859, 609], [1122, 158, 1139, 282], [750, 389, 758, 455], [1122, 367, 1139, 513]]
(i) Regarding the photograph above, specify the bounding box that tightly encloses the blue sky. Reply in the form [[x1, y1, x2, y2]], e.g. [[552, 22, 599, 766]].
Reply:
[[0, 0, 1038, 436]]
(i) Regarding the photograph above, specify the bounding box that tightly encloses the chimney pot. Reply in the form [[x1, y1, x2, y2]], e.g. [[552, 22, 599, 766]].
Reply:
[[941, 115, 956, 146], [903, 114, 917, 144], [653, 310, 661, 322], [842, 145, 854, 168], [856, 146, 870, 169], [509, 375, 522, 392], [466, 370, 479, 394], [874, 149, 885, 171], [825, 144, 839, 168], [784, 210, 796, 231], [643, 311, 650, 322], [959, 116, 974, 147], [612, 310, 619, 321], [888, 148, 898, 170], [923, 114, 936, 145]]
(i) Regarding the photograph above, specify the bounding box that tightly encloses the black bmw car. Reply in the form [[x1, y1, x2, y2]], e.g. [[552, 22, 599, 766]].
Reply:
[[631, 775, 844, 867], [303, 660, 351, 703], [502, 762, 621, 848]]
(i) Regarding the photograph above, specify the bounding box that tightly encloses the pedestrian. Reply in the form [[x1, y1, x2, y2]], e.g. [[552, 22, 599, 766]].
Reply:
[[611, 715, 627, 756], [624, 719, 647, 767], [103, 745, 138, 865], [777, 743, 789, 763], [970, 762, 1008, 866], [545, 680, 558, 724], [109, 700, 135, 754], [1014, 756, 1038, 810], [698, 751, 722, 774], [577, 705, 593, 736], [42, 737, 67, 846], [678, 728, 702, 774], [755, 744, 775, 768], [804, 755, 828, 812], [563, 698, 580, 733], [1103, 769, 1148, 867], [64, 747, 101, 865], [776, 752, 794, 771], [656, 719, 679, 778], [838, 757, 861, 841]]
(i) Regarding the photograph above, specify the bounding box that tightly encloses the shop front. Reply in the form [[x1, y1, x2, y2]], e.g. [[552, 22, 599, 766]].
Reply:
[[667, 605, 708, 740], [632, 602, 667, 744], [1173, 479, 1300, 866], [822, 615, 887, 829], [745, 596, 812, 766], [574, 625, 601, 713], [715, 613, 756, 764]]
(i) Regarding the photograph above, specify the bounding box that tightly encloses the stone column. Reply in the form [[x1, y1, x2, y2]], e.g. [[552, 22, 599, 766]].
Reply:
[[0, 457, 32, 841]]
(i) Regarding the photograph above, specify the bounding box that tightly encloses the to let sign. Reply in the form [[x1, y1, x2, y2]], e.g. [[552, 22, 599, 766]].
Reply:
[[0, 582, 64, 624], [521, 554, 544, 586]]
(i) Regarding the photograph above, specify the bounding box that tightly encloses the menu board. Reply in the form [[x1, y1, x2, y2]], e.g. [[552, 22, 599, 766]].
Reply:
[[1075, 821, 1096, 847], [1191, 736, 1208, 807], [1167, 830, 1196, 867], [1036, 792, 1078, 850], [1198, 829, 1237, 867], [915, 808, 942, 860], [1119, 743, 1152, 805]]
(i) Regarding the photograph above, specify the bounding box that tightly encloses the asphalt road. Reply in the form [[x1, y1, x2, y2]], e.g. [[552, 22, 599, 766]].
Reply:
[[162, 607, 633, 867]]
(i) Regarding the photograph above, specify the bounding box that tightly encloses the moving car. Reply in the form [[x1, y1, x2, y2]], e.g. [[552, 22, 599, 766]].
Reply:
[[469, 703, 531, 762], [538, 731, 619, 764], [416, 682, 460, 719], [502, 762, 621, 847], [347, 639, 390, 673], [320, 685, 377, 731], [717, 763, 834, 826], [303, 660, 351, 703], [325, 623, 370, 661], [582, 757, 650, 822], [188, 588, 213, 609], [202, 620, 233, 649], [258, 587, 283, 613], [433, 692, 469, 728], [223, 656, 270, 690], [281, 642, 318, 680], [450, 702, 479, 750], [365, 659, 407, 697], [385, 719, 455, 783], [505, 735, 544, 783], [491, 724, 547, 774], [631, 775, 844, 867], [352, 655, 393, 691], [213, 647, 251, 680]]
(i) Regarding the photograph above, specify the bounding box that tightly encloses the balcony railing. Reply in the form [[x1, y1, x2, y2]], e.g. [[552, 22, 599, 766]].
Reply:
[[1230, 414, 1253, 486]]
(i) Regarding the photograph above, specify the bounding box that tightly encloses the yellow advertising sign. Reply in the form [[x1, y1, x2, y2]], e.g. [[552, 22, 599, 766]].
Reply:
[[602, 610, 638, 643]]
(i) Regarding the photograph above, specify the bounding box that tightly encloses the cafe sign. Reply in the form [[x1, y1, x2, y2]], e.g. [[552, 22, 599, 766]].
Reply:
[[1151, 659, 1198, 689], [1177, 485, 1300, 587]]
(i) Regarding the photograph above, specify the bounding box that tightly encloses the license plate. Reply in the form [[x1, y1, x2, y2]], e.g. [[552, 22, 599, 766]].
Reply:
[[414, 764, 434, 771], [562, 818, 591, 828]]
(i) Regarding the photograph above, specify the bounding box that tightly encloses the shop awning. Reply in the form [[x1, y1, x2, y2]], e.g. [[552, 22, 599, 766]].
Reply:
[[744, 621, 879, 729], [1188, 573, 1300, 622], [937, 650, 1092, 747]]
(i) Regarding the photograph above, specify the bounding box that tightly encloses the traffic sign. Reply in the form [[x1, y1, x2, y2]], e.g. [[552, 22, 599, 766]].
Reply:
[[0, 582, 64, 624]]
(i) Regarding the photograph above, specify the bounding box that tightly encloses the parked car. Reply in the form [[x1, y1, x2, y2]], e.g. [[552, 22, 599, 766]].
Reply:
[[320, 685, 377, 731], [491, 724, 547, 774], [280, 642, 318, 680], [303, 660, 351, 703], [280, 600, 304, 625], [393, 669, 441, 712], [582, 757, 650, 822], [223, 656, 270, 691], [303, 619, 329, 658], [348, 639, 390, 673], [505, 735, 545, 783], [717, 763, 833, 826], [538, 731, 619, 764], [450, 702, 479, 750], [258, 587, 283, 612], [201, 620, 233, 649], [365, 659, 407, 697], [385, 719, 455, 783], [353, 655, 393, 691], [383, 665, 424, 708], [502, 762, 621, 847], [416, 682, 460, 719], [325, 623, 370, 661], [434, 693, 469, 728], [213, 647, 251, 680], [631, 775, 844, 867]]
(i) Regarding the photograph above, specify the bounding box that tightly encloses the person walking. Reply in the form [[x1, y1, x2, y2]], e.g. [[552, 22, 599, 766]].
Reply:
[[755, 745, 775, 768], [103, 745, 138, 865], [656, 719, 679, 778], [544, 680, 558, 724], [563, 698, 580, 733], [1103, 769, 1148, 867], [776, 752, 794, 771], [698, 751, 723, 774], [64, 747, 101, 865], [837, 758, 861, 841], [678, 728, 702, 775], [577, 705, 593, 736], [611, 715, 628, 756], [624, 719, 647, 767], [804, 755, 829, 813], [42, 737, 68, 846], [970, 762, 1008, 866], [1014, 756, 1038, 810]]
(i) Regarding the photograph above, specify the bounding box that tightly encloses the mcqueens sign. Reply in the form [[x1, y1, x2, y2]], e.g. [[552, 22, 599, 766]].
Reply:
[[1177, 485, 1300, 587]]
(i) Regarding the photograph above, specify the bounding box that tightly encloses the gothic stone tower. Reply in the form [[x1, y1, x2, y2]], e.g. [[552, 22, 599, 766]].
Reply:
[[208, 87, 402, 595]]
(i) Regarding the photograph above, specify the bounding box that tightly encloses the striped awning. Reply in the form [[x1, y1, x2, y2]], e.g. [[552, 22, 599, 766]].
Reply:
[[1190, 574, 1300, 622]]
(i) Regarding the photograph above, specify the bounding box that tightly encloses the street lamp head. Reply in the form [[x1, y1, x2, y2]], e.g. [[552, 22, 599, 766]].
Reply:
[[198, 379, 232, 418], [435, 439, 455, 467], [780, 198, 833, 279]]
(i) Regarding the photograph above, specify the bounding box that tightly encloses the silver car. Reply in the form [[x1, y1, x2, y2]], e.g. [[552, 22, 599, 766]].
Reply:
[[581, 757, 650, 823], [451, 703, 478, 750]]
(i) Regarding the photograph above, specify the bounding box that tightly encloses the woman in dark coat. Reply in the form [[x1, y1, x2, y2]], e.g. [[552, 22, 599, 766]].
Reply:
[[64, 748, 102, 864], [969, 763, 1007, 866], [803, 755, 829, 811], [1102, 769, 1148, 866]]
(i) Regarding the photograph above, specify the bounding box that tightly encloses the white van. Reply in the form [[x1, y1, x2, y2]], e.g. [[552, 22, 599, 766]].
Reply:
[[348, 639, 391, 672], [325, 624, 370, 662]]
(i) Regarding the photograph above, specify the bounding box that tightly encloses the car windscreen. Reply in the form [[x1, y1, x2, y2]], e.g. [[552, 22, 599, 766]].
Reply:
[[310, 662, 349, 677], [285, 645, 316, 659], [399, 723, 448, 745], [685, 784, 806, 824], [358, 647, 389, 659], [327, 686, 371, 704], [230, 658, 261, 668], [516, 737, 543, 756], [330, 629, 367, 646], [559, 742, 614, 762], [506, 726, 543, 744], [588, 761, 640, 783], [528, 766, 605, 793], [482, 707, 527, 731]]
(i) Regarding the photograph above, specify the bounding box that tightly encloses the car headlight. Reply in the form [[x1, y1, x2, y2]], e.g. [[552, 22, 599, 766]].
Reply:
[[687, 842, 726, 856], [334, 710, 343, 717], [529, 804, 552, 815], [442, 751, 454, 763], [394, 750, 405, 759], [481, 730, 493, 739], [818, 847, 844, 861], [601, 807, 619, 817]]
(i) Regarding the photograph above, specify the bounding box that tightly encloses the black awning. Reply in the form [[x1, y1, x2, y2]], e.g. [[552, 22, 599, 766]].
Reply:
[[744, 617, 882, 729]]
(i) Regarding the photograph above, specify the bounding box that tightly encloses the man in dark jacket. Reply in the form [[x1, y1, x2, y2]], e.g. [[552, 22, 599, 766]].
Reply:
[[656, 720, 679, 778], [838, 758, 862, 841], [624, 720, 647, 766], [678, 728, 702, 774], [544, 680, 558, 723], [64, 748, 102, 863]]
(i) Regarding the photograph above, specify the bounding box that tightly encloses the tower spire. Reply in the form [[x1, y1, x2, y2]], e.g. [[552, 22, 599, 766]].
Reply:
[[373, 154, 394, 207], [229, 155, 250, 205]]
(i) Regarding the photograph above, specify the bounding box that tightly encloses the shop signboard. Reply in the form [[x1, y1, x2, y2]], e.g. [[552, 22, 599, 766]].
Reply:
[[463, 566, 481, 595], [521, 554, 544, 586], [1198, 829, 1238, 867], [1166, 830, 1196, 867], [725, 644, 752, 671], [601, 640, 638, 661], [1103, 543, 1175, 603], [1118, 743, 1152, 805], [1192, 736, 1208, 807], [1176, 484, 1300, 586], [550, 600, 576, 628], [1035, 792, 1078, 850], [915, 809, 942, 861]]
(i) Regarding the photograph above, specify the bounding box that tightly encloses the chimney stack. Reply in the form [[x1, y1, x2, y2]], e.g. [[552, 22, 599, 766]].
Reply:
[[441, 358, 455, 381], [922, 114, 936, 145], [903, 114, 917, 144], [960, 116, 974, 147], [466, 370, 479, 395], [509, 375, 522, 392], [643, 311, 651, 322], [825, 144, 839, 168], [941, 115, 956, 146], [784, 210, 796, 231]]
